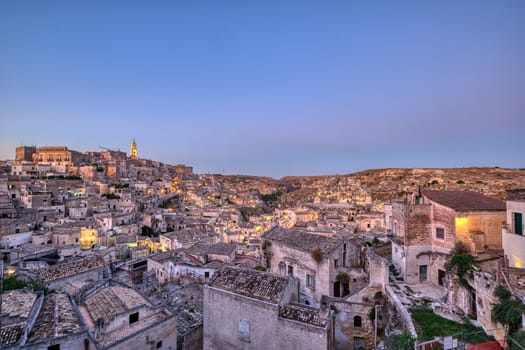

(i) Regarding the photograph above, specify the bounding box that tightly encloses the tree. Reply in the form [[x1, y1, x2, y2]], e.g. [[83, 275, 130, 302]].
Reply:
[[447, 241, 474, 287], [386, 332, 415, 350], [141, 225, 154, 237], [491, 286, 525, 338]]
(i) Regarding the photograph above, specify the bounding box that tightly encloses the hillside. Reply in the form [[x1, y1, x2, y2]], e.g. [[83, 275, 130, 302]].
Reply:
[[218, 167, 525, 206]]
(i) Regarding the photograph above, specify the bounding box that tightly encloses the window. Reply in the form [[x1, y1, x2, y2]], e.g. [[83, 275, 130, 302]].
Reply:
[[238, 319, 250, 342], [129, 312, 139, 324], [334, 259, 339, 268], [156, 341, 163, 348], [48, 345, 60, 350], [204, 271, 210, 279], [279, 262, 286, 276], [306, 274, 314, 287], [354, 315, 362, 327], [288, 265, 293, 276], [513, 212, 523, 235], [435, 227, 445, 240]]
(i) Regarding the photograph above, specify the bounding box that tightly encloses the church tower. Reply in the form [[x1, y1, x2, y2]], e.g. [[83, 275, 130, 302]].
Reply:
[[129, 138, 138, 159]]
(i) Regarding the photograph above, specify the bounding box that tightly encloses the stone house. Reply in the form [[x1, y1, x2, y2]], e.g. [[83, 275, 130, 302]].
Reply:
[[78, 284, 178, 350], [204, 266, 331, 350], [159, 228, 219, 250], [502, 192, 525, 269], [32, 257, 104, 291], [262, 227, 352, 306], [0, 289, 42, 349], [23, 293, 89, 350], [391, 190, 506, 285]]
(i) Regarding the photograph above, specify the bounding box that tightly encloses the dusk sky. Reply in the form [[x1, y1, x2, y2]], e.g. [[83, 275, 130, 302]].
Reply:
[[1, 1, 524, 178]]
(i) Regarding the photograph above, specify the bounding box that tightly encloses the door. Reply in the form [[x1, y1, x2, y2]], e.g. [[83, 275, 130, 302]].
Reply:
[[419, 265, 428, 283], [514, 212, 523, 235], [333, 281, 341, 297], [474, 233, 486, 253], [438, 269, 446, 287], [353, 337, 365, 350]]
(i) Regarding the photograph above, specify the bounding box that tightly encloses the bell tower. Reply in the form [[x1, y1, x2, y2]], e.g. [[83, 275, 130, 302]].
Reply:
[[129, 138, 138, 159]]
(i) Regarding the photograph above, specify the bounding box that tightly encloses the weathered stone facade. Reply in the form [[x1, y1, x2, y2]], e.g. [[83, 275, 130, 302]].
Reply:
[[263, 227, 352, 306], [392, 191, 506, 285], [203, 266, 331, 350]]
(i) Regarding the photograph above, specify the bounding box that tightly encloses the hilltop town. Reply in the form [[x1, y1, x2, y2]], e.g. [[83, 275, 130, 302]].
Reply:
[[1, 142, 524, 350]]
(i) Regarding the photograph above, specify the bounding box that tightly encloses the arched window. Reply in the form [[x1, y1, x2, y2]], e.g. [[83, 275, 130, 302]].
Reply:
[[354, 315, 362, 327]]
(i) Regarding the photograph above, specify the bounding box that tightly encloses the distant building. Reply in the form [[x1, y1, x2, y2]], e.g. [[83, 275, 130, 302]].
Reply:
[[129, 138, 138, 159], [15, 145, 36, 162]]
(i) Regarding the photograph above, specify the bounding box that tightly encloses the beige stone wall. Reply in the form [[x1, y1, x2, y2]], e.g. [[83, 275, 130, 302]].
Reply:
[[104, 313, 178, 350], [331, 300, 375, 350], [266, 241, 345, 305], [455, 211, 506, 253], [507, 201, 525, 234], [203, 284, 327, 350], [503, 229, 525, 268]]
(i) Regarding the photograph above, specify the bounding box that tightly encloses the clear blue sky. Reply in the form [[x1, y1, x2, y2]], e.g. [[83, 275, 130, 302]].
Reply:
[[1, 1, 524, 178]]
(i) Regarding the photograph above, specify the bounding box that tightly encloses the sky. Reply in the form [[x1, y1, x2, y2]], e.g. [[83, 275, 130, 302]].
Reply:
[[1, 1, 524, 178]]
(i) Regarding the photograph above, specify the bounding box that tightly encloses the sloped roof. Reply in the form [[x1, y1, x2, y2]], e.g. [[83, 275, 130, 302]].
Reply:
[[28, 293, 84, 343], [262, 227, 342, 255], [210, 266, 288, 304], [422, 190, 505, 211], [279, 303, 327, 327], [84, 286, 149, 323]]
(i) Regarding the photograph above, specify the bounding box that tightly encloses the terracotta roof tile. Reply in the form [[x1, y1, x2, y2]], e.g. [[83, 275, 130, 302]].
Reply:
[[210, 266, 288, 304], [422, 190, 506, 211]]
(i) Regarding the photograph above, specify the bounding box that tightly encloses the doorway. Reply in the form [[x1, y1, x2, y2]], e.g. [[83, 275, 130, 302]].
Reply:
[[333, 281, 341, 297], [438, 269, 446, 287], [419, 265, 428, 283]]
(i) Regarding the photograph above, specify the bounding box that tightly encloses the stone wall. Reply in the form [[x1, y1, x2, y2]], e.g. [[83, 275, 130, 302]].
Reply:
[[204, 281, 327, 350], [456, 211, 506, 254], [330, 299, 375, 350]]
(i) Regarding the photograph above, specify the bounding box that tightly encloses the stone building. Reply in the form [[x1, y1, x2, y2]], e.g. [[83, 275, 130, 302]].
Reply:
[[391, 190, 506, 285], [32, 146, 89, 173], [16, 146, 37, 162], [262, 226, 352, 306], [204, 266, 331, 350], [24, 293, 89, 350], [78, 284, 177, 350], [0, 289, 42, 349], [160, 228, 219, 250], [32, 257, 104, 291], [502, 192, 525, 268]]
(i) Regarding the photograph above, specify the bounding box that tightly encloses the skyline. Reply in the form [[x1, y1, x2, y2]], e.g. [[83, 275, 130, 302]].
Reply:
[[1, 1, 524, 177]]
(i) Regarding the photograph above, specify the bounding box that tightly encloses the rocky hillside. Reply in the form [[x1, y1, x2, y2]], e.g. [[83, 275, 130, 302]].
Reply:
[[218, 167, 525, 206]]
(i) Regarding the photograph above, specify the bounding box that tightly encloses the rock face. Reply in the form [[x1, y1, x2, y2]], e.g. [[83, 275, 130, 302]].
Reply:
[[219, 167, 525, 206]]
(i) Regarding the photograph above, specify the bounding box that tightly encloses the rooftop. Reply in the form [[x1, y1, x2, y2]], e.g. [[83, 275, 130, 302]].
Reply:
[[207, 242, 236, 256], [0, 323, 24, 346], [262, 227, 343, 255], [162, 228, 218, 244], [1, 289, 38, 320], [209, 266, 288, 304], [279, 303, 327, 327], [28, 293, 84, 343], [36, 257, 102, 282], [422, 190, 506, 211], [84, 285, 150, 323]]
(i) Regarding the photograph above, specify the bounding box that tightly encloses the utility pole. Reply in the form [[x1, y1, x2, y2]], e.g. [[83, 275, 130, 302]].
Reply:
[[374, 304, 382, 350]]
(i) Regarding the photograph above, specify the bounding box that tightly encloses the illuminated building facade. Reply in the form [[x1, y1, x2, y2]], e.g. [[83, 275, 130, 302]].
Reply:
[[129, 138, 139, 159]]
